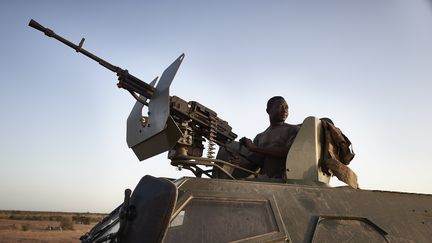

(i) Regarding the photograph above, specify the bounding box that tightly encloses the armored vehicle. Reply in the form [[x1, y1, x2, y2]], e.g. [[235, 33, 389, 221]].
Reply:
[[29, 19, 432, 243]]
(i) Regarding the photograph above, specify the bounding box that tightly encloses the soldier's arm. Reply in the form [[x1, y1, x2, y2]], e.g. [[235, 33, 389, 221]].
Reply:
[[246, 144, 288, 159], [242, 135, 288, 159]]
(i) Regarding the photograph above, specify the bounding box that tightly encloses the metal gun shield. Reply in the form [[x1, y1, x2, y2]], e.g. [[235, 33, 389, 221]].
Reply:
[[127, 54, 185, 161]]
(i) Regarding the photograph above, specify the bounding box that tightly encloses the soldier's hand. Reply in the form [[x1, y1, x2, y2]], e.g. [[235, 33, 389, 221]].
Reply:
[[229, 155, 241, 165], [240, 137, 255, 150]]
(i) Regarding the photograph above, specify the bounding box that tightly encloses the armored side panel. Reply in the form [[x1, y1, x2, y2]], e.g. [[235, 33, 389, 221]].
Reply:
[[163, 178, 432, 243], [82, 177, 432, 242]]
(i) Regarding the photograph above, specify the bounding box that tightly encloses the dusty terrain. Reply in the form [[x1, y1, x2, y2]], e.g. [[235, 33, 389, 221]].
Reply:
[[0, 210, 106, 243]]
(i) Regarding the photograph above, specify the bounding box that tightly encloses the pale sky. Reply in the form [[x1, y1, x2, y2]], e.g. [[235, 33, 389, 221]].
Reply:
[[1, 0, 431, 213]]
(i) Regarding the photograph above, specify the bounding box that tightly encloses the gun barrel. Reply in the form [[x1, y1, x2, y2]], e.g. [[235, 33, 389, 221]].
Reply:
[[29, 19, 155, 99], [28, 19, 46, 33]]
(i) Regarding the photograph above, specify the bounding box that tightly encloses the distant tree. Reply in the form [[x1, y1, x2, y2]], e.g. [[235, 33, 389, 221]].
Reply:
[[21, 224, 30, 231], [60, 216, 74, 230], [49, 215, 62, 221], [93, 216, 105, 223], [82, 217, 91, 225]]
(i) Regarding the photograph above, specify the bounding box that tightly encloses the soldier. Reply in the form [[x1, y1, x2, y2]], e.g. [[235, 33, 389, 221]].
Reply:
[[240, 96, 299, 178]]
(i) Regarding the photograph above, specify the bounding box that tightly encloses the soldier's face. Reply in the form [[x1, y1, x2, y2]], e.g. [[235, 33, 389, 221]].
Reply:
[[268, 99, 288, 123]]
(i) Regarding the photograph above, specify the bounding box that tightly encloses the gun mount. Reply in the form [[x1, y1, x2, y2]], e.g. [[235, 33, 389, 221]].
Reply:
[[29, 19, 245, 179]]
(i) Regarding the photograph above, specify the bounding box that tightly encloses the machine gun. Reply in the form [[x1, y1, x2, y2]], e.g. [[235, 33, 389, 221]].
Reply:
[[29, 19, 255, 179]]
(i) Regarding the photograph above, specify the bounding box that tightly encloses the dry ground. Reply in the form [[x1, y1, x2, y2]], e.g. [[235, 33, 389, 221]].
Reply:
[[0, 211, 106, 243]]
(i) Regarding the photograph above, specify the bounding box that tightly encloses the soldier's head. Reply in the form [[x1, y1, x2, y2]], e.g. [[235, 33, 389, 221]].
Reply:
[[266, 96, 288, 124]]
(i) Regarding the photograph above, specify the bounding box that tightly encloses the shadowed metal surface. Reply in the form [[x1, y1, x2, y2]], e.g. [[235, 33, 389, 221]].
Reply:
[[165, 177, 432, 242]]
